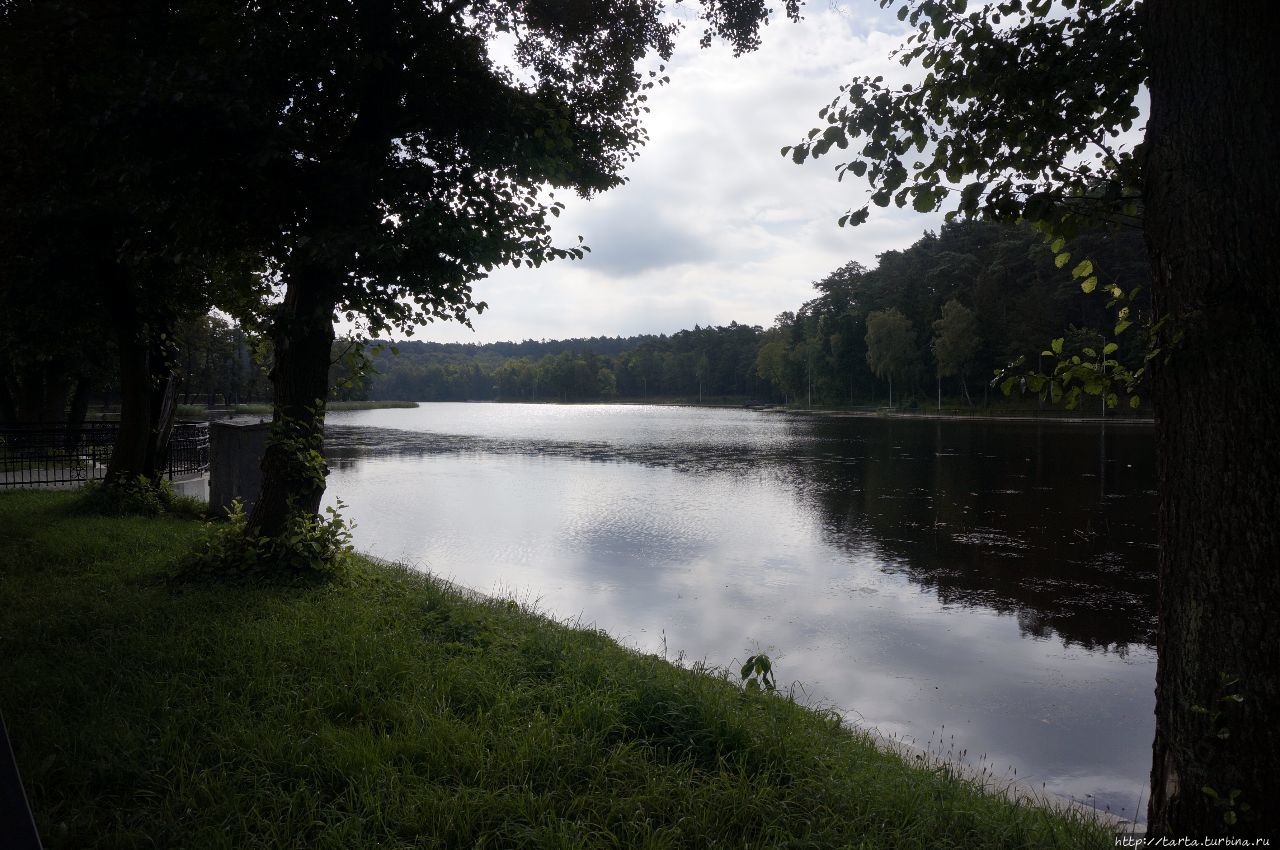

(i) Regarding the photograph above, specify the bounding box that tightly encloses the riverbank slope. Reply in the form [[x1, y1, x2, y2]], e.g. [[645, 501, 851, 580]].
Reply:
[[0, 490, 1114, 848]]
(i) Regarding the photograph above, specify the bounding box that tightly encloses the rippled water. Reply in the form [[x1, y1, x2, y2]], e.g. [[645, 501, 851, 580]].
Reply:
[[321, 403, 1157, 821]]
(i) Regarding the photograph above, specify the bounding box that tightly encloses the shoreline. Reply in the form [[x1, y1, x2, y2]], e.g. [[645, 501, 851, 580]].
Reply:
[[362, 398, 1156, 427], [376, 553, 1145, 836], [758, 406, 1155, 427]]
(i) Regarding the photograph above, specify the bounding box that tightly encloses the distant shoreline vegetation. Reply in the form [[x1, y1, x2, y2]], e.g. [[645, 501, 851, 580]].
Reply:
[[383, 397, 1153, 424], [108, 216, 1150, 419], [346, 218, 1151, 415]]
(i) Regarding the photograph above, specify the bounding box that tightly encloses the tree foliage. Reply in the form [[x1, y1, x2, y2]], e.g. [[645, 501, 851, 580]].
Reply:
[[932, 299, 980, 379], [865, 307, 919, 403], [785, 0, 1144, 235]]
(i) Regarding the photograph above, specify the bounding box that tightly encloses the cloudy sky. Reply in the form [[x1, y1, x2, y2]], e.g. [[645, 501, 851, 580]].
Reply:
[[420, 2, 945, 345]]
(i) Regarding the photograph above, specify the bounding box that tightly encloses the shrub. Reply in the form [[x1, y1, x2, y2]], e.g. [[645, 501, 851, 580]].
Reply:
[[182, 498, 356, 581], [78, 476, 207, 519]]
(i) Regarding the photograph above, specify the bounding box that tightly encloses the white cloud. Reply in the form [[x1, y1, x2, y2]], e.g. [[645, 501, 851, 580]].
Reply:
[[419, 3, 945, 344]]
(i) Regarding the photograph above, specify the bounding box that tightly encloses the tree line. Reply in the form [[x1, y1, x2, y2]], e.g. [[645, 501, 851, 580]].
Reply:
[[350, 217, 1150, 410]]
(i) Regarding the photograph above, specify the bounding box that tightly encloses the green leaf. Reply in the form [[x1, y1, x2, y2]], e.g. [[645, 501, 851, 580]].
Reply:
[[1071, 259, 1093, 279], [1050, 237, 1065, 253], [1081, 276, 1098, 293], [1055, 252, 1071, 269], [1115, 319, 1132, 335], [1129, 395, 1141, 409], [1103, 342, 1118, 355], [1050, 337, 1064, 355]]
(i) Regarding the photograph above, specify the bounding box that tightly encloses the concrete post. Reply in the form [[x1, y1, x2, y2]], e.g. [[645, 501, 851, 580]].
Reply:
[[209, 420, 270, 515]]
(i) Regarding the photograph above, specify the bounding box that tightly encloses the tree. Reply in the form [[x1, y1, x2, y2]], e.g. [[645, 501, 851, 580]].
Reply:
[[755, 335, 792, 403], [199, 0, 799, 539], [865, 308, 919, 408], [0, 1, 267, 483], [789, 0, 1279, 836], [932, 299, 980, 406]]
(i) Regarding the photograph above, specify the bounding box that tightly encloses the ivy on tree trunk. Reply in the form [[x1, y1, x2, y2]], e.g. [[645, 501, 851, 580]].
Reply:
[[246, 269, 337, 538]]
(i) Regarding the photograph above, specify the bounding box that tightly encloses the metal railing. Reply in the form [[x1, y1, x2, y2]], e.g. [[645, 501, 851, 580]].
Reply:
[[0, 421, 209, 487], [167, 422, 210, 478]]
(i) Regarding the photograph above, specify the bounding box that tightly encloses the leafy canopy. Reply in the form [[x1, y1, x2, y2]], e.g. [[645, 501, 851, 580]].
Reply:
[[785, 0, 1150, 408], [784, 0, 1144, 238], [228, 0, 803, 336]]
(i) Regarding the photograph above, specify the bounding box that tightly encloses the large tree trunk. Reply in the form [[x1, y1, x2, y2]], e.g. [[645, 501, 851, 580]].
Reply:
[[38, 361, 72, 423], [0, 376, 14, 425], [13, 362, 45, 423], [105, 281, 179, 486], [246, 269, 336, 538], [1144, 3, 1280, 838]]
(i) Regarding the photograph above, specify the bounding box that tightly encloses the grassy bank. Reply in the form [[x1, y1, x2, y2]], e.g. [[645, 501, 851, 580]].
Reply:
[[0, 491, 1112, 849]]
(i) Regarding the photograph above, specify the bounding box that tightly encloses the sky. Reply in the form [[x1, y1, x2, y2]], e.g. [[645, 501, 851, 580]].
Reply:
[[417, 2, 945, 345]]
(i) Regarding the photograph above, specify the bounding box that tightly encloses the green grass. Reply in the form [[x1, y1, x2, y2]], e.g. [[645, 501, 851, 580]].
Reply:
[[0, 491, 1113, 849]]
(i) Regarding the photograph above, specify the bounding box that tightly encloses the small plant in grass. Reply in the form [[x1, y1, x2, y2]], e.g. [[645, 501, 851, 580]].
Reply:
[[79, 476, 206, 519], [182, 497, 356, 581], [740, 653, 777, 694]]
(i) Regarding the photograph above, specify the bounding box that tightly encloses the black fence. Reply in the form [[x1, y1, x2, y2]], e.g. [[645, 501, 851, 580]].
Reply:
[[0, 421, 209, 487]]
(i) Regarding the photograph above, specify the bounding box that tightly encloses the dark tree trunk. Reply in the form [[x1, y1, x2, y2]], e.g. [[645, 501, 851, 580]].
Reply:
[[0, 376, 14, 425], [246, 269, 336, 538], [14, 362, 44, 423], [1144, 3, 1280, 838], [38, 363, 72, 423], [105, 281, 179, 486], [67, 378, 91, 429], [63, 376, 93, 453]]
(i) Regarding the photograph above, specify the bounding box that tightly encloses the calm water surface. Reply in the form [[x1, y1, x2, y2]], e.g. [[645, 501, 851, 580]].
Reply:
[[321, 403, 1156, 820]]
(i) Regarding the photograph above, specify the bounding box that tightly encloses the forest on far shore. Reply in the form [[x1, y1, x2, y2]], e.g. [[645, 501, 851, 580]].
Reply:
[[1, 216, 1150, 420], [348, 216, 1150, 409]]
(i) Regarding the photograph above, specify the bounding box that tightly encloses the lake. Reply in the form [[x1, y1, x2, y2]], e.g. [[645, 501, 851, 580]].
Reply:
[[321, 402, 1157, 822]]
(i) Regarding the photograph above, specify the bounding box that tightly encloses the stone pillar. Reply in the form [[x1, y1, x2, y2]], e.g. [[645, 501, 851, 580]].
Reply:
[[209, 420, 270, 516]]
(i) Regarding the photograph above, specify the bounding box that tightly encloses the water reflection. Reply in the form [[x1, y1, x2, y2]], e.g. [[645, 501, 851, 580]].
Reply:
[[321, 404, 1156, 819], [327, 409, 1156, 653]]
